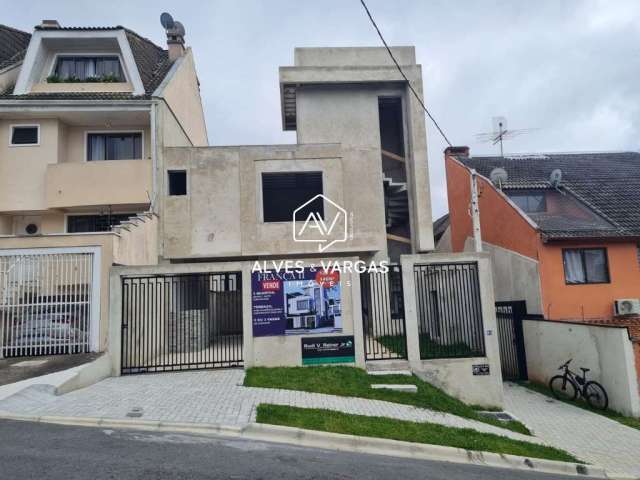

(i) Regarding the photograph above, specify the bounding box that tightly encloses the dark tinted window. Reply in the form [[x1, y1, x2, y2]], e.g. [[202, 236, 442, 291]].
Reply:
[[87, 133, 142, 161], [54, 56, 124, 81], [563, 248, 610, 284], [262, 172, 323, 223], [168, 170, 187, 196], [11, 126, 39, 145], [507, 191, 546, 213], [67, 214, 133, 233]]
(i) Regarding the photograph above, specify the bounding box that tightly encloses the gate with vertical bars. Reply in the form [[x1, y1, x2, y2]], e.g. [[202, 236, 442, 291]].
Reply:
[[121, 272, 243, 374], [0, 247, 100, 358], [360, 265, 408, 361]]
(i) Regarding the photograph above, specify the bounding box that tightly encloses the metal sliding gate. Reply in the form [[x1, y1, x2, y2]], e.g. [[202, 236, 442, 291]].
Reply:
[[360, 265, 408, 360], [495, 301, 528, 381], [0, 248, 99, 358], [121, 272, 243, 374]]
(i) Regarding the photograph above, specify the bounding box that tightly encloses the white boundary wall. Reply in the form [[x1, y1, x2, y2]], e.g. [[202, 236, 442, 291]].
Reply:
[[524, 319, 640, 417], [401, 252, 505, 408]]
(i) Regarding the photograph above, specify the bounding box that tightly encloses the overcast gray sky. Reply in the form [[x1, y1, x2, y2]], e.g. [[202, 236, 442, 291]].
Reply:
[[5, 1, 640, 218]]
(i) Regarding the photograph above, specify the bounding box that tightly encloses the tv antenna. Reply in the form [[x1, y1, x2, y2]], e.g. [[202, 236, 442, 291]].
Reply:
[[475, 116, 538, 157]]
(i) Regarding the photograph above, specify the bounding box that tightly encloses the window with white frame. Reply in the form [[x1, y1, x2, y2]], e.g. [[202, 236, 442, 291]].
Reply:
[[10, 125, 40, 146], [87, 133, 142, 161], [51, 56, 125, 82]]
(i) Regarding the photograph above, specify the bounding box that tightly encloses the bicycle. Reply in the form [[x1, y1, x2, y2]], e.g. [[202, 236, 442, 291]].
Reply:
[[548, 359, 609, 410]]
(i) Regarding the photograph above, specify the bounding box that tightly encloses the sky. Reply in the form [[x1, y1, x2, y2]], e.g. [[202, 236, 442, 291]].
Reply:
[[5, 0, 640, 219]]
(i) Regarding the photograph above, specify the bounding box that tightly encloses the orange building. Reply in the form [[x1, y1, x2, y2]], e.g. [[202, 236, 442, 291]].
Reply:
[[445, 147, 640, 372]]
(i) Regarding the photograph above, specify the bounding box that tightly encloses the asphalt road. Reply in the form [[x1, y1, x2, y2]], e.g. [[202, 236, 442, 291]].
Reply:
[[0, 420, 591, 480]]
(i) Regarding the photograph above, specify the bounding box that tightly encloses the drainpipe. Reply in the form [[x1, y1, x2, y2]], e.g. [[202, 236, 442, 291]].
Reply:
[[150, 102, 157, 214], [470, 169, 483, 253]]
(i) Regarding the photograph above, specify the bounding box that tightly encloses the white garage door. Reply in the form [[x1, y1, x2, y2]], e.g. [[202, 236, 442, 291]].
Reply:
[[0, 247, 100, 358]]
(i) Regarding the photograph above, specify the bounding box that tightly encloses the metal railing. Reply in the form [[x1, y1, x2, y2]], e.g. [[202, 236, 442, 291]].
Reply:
[[414, 262, 485, 359], [360, 265, 408, 361], [1, 252, 95, 358], [121, 272, 243, 374]]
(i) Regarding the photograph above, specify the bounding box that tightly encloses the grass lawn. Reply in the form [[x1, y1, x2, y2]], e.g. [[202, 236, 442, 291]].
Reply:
[[377, 334, 481, 359], [522, 381, 640, 432], [256, 404, 579, 463], [244, 366, 531, 435]]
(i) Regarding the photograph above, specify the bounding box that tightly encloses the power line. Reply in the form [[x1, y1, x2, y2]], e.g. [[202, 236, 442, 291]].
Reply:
[[359, 0, 452, 147]]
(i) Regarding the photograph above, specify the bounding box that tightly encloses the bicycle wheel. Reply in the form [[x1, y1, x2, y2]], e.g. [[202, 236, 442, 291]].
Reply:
[[584, 381, 608, 410], [549, 375, 578, 401]]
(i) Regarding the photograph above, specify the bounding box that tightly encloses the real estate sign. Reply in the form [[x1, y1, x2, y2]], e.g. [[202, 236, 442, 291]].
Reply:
[[302, 336, 355, 365], [251, 268, 342, 337]]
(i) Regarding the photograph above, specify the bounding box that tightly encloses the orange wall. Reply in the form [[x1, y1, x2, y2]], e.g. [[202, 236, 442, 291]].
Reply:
[[445, 153, 640, 322], [539, 241, 640, 321], [445, 155, 539, 259]]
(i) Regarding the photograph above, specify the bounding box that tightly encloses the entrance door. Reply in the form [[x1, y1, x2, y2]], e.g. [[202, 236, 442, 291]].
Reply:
[[495, 301, 528, 381], [360, 265, 408, 361]]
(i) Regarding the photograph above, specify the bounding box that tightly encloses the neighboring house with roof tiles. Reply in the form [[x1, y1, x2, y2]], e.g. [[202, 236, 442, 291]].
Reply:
[[445, 146, 640, 379], [0, 18, 207, 354]]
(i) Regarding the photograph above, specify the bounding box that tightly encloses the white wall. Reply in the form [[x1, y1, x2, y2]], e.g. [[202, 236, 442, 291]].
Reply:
[[401, 252, 505, 408], [464, 238, 543, 315], [524, 319, 640, 417]]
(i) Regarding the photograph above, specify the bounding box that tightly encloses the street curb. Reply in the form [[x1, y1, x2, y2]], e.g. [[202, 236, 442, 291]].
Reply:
[[0, 413, 611, 478]]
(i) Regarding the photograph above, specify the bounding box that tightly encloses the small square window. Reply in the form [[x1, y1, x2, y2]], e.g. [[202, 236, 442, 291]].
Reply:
[[11, 125, 39, 145], [168, 170, 187, 196]]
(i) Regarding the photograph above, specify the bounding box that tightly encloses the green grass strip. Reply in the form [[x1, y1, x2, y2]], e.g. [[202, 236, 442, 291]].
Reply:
[[244, 366, 531, 435], [256, 404, 579, 463], [522, 381, 640, 431]]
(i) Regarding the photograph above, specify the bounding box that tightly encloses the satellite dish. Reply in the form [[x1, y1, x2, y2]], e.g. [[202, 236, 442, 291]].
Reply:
[[489, 167, 508, 187], [160, 12, 175, 30], [550, 168, 563, 187], [174, 21, 186, 37]]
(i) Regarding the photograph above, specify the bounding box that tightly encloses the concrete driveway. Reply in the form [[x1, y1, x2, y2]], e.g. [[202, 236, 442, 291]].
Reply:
[[503, 382, 640, 478]]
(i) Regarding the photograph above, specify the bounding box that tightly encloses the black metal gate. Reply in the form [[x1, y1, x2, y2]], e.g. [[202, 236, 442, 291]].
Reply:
[[121, 272, 243, 374], [360, 265, 407, 360], [495, 301, 528, 381]]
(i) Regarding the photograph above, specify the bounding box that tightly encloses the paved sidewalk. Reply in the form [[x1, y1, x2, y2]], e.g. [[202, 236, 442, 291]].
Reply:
[[0, 369, 540, 444], [504, 382, 640, 478]]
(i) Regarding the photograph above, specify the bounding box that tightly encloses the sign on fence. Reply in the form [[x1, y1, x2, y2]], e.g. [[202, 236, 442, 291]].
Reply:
[[301, 335, 355, 365]]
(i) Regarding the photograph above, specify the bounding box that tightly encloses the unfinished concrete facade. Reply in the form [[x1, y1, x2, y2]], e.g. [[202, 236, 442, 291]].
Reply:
[[158, 47, 433, 263]]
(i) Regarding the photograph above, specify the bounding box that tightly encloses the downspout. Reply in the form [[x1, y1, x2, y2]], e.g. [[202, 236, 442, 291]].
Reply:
[[150, 102, 158, 214]]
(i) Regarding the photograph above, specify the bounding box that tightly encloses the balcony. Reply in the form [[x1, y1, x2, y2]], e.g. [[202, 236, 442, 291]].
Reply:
[[46, 160, 152, 209]]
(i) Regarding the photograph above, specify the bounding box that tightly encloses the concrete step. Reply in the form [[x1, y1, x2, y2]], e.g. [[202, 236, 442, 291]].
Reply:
[[371, 384, 417, 393], [368, 369, 412, 377]]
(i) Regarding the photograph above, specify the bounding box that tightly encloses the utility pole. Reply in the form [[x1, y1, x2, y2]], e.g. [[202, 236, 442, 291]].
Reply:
[[469, 169, 482, 253]]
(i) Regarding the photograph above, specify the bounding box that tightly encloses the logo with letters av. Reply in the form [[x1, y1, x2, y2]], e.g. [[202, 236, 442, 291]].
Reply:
[[292, 194, 349, 252]]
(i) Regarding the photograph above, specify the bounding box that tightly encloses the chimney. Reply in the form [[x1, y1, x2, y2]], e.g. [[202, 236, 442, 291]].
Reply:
[[444, 146, 470, 158], [166, 23, 186, 61], [39, 19, 61, 29]]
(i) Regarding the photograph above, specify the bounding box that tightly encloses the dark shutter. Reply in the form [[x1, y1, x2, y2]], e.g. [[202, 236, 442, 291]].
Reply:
[[11, 126, 38, 145], [262, 172, 323, 223]]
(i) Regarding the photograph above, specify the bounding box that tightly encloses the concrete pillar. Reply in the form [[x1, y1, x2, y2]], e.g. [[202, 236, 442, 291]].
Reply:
[[400, 256, 422, 367], [349, 265, 366, 368]]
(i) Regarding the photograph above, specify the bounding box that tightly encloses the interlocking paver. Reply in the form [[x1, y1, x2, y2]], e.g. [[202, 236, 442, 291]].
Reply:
[[503, 382, 640, 477], [0, 369, 540, 444]]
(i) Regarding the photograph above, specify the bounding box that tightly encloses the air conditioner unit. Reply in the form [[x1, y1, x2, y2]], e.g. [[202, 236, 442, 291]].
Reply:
[[614, 299, 640, 316], [15, 216, 42, 236]]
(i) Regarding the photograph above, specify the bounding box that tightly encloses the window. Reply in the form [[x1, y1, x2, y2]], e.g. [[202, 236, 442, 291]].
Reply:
[[297, 299, 310, 310], [507, 191, 546, 213], [378, 97, 405, 157], [10, 125, 39, 145], [53, 56, 124, 82], [262, 172, 323, 223], [563, 248, 610, 284], [168, 170, 187, 196], [67, 213, 134, 233], [87, 133, 142, 161]]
